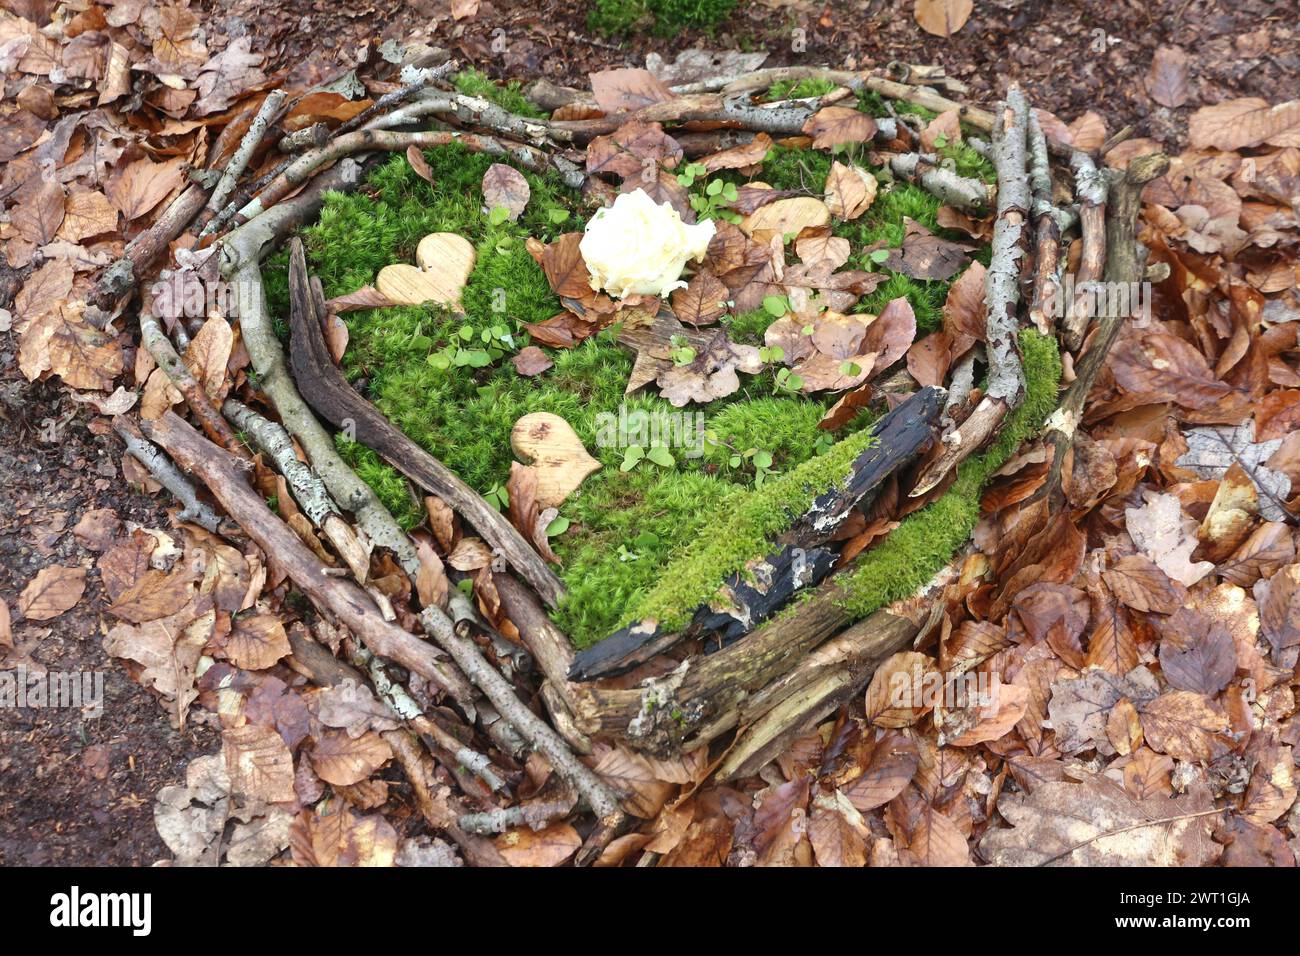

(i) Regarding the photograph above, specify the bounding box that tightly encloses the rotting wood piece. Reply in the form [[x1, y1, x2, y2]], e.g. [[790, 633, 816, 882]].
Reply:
[[283, 238, 567, 608], [567, 385, 945, 683]]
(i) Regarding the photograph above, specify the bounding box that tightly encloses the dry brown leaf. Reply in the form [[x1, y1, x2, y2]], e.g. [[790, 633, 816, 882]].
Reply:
[[223, 723, 296, 803], [980, 777, 1221, 865], [310, 729, 393, 787], [824, 161, 877, 221], [865, 652, 937, 728], [1102, 554, 1188, 614], [806, 790, 868, 868], [17, 565, 86, 621], [739, 196, 830, 238], [670, 269, 728, 326], [104, 600, 211, 727], [183, 315, 233, 401], [589, 68, 675, 114], [914, 0, 973, 37], [511, 345, 554, 377], [699, 131, 772, 173], [13, 258, 74, 330], [225, 612, 290, 670], [802, 106, 877, 150], [1146, 46, 1192, 109], [1139, 691, 1229, 762], [495, 822, 582, 867], [105, 156, 184, 222], [1189, 98, 1300, 151], [11, 177, 65, 245], [482, 163, 530, 221], [405, 145, 434, 185]]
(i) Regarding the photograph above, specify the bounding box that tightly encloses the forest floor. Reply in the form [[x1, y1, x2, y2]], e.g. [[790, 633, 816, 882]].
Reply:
[[0, 0, 1296, 866]]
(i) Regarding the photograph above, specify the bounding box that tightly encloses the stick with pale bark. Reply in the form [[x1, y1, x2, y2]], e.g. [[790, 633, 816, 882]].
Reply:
[[911, 86, 1031, 497]]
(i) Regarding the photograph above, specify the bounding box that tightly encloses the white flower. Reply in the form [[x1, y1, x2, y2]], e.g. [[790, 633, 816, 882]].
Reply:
[[579, 188, 716, 299]]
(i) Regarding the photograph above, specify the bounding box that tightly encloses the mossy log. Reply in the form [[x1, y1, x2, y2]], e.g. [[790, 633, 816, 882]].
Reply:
[[567, 385, 945, 682]]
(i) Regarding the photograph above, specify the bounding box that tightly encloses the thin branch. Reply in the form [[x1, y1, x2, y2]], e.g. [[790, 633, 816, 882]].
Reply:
[[112, 416, 224, 532]]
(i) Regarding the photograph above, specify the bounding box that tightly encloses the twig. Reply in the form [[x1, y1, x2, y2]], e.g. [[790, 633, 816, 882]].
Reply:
[[112, 416, 224, 532], [284, 239, 567, 607], [1060, 147, 1110, 351], [457, 799, 576, 836], [1037, 152, 1170, 509], [911, 86, 1031, 497], [887, 153, 994, 213], [234, 129, 582, 225], [346, 639, 509, 795], [1026, 110, 1063, 334], [222, 397, 372, 584], [196, 91, 287, 237], [417, 605, 627, 866], [138, 306, 242, 452], [92, 184, 207, 309], [140, 410, 476, 703]]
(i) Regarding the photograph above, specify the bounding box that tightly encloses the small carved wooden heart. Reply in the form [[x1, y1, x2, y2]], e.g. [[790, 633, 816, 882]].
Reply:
[[375, 232, 476, 307], [416, 233, 476, 291], [511, 412, 601, 508]]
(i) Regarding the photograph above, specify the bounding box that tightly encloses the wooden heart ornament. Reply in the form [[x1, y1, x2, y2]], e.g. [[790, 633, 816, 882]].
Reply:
[[376, 232, 476, 307], [510, 412, 601, 508]]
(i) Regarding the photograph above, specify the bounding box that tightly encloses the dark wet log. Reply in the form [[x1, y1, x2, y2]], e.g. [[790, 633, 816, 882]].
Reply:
[[283, 239, 567, 608], [567, 385, 944, 682]]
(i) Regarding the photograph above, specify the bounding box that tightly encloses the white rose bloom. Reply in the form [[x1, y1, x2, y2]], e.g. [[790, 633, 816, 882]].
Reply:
[[579, 188, 716, 299]]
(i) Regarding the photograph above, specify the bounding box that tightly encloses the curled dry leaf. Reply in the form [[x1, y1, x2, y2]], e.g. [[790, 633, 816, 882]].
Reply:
[[406, 145, 435, 185], [865, 652, 937, 728], [823, 161, 877, 221], [482, 163, 530, 221], [699, 131, 772, 173]]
